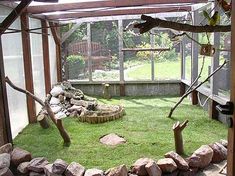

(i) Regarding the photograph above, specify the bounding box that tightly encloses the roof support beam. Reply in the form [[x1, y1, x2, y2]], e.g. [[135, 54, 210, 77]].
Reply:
[[61, 22, 82, 43], [0, 0, 32, 34], [45, 6, 191, 20], [27, 0, 206, 14]]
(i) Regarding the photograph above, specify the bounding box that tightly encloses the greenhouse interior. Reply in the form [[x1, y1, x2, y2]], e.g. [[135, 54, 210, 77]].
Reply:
[[0, 0, 234, 175]]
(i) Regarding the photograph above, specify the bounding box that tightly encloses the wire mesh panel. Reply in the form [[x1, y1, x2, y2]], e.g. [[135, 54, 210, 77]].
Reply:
[[153, 30, 181, 80], [29, 18, 46, 114], [123, 20, 151, 81], [91, 21, 119, 81], [1, 7, 28, 138], [66, 23, 89, 81]]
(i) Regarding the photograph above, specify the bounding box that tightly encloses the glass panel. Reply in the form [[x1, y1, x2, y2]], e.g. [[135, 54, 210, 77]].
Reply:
[[91, 21, 119, 81], [123, 20, 151, 81], [29, 18, 46, 114], [65, 23, 89, 81], [49, 29, 57, 85], [1, 8, 28, 138]]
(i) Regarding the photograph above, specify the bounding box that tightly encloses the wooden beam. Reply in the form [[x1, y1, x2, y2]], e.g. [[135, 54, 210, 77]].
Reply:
[[227, 0, 235, 174], [49, 22, 61, 45], [27, 0, 206, 14], [21, 13, 37, 123], [191, 9, 199, 105], [118, 20, 124, 83], [45, 6, 191, 20], [0, 0, 32, 34], [0, 39, 12, 145], [87, 23, 92, 82], [41, 20, 51, 94]]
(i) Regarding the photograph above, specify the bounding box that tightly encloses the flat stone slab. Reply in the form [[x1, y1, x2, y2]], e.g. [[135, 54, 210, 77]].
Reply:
[[100, 133, 126, 146]]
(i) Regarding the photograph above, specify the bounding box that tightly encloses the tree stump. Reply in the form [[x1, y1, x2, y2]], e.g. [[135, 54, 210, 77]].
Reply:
[[172, 120, 189, 155], [37, 114, 50, 129], [102, 83, 111, 99]]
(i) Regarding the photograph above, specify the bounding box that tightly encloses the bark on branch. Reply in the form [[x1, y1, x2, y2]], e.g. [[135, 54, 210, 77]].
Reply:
[[5, 76, 71, 145], [134, 15, 231, 34], [173, 120, 189, 155], [168, 60, 228, 118]]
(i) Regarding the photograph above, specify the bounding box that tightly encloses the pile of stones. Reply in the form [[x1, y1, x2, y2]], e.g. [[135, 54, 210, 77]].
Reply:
[[0, 139, 227, 176], [38, 82, 125, 124]]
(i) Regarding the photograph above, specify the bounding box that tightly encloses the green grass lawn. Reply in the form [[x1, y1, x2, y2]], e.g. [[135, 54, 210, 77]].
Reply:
[[14, 96, 227, 170]]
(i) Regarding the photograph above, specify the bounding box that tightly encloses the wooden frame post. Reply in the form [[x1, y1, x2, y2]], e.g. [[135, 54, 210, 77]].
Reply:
[[21, 13, 36, 123], [0, 39, 12, 145], [0, 0, 32, 145], [41, 19, 51, 94], [150, 30, 155, 81], [209, 3, 220, 119], [49, 22, 62, 82], [227, 0, 235, 174], [118, 19, 125, 96], [191, 9, 199, 105], [87, 22, 92, 82], [181, 37, 186, 80]]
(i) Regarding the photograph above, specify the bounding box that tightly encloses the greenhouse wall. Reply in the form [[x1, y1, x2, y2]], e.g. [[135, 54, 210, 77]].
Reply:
[[1, 7, 28, 138]]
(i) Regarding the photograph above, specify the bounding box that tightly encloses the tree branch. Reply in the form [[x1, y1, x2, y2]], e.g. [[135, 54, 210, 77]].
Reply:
[[168, 60, 228, 118], [134, 15, 231, 34], [5, 77, 71, 145]]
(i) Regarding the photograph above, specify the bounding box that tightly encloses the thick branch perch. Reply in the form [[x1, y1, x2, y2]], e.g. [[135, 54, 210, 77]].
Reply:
[[134, 15, 231, 34], [168, 60, 228, 118], [5, 76, 71, 145], [173, 120, 189, 155]]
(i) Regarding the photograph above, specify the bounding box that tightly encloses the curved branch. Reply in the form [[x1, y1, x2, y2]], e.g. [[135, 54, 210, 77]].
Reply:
[[134, 15, 231, 34]]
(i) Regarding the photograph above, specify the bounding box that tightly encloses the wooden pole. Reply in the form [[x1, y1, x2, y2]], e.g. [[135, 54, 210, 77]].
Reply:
[[21, 12, 36, 123], [227, 0, 235, 174], [41, 19, 51, 94], [172, 120, 188, 155]]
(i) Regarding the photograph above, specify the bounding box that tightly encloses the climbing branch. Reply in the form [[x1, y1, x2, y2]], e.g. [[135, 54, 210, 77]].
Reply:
[[5, 77, 71, 145], [134, 15, 231, 34], [168, 60, 228, 118]]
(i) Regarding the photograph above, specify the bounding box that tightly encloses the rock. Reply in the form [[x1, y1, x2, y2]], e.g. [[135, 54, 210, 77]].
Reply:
[[28, 157, 49, 173], [55, 111, 67, 119], [65, 162, 85, 176], [29, 171, 46, 176], [192, 145, 213, 168], [209, 142, 227, 163], [162, 170, 179, 176], [64, 92, 73, 99], [100, 133, 126, 146], [67, 105, 83, 113], [52, 159, 68, 174], [145, 161, 162, 176], [0, 143, 12, 154], [84, 168, 104, 176], [17, 161, 30, 174], [131, 158, 154, 176], [164, 151, 189, 171], [187, 156, 201, 168], [50, 97, 60, 105], [44, 164, 61, 176], [50, 86, 64, 97], [51, 105, 62, 114], [70, 99, 88, 107], [11, 147, 32, 166], [219, 139, 228, 148], [107, 164, 128, 176], [157, 158, 177, 173], [0, 153, 10, 169], [0, 167, 14, 176], [58, 95, 65, 103], [178, 168, 198, 176]]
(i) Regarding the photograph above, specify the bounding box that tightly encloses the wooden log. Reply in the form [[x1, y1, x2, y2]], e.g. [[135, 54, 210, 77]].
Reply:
[[37, 114, 50, 129], [57, 119, 71, 146], [172, 120, 189, 155]]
